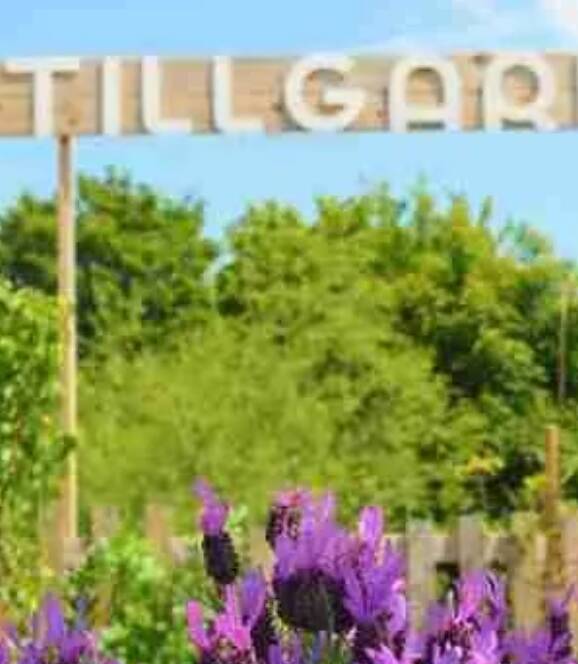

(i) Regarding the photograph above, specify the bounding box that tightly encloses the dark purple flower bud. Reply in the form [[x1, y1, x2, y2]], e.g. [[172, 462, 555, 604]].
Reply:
[[266, 489, 311, 548], [203, 531, 240, 586], [195, 479, 240, 586], [275, 568, 351, 633], [273, 492, 352, 634]]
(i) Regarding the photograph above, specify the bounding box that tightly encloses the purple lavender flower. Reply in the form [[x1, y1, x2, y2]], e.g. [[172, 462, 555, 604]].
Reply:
[[273, 492, 352, 633], [18, 595, 117, 664], [187, 585, 257, 664], [357, 507, 385, 555], [240, 571, 278, 663], [506, 590, 576, 664], [195, 479, 240, 586], [418, 572, 506, 664], [344, 507, 408, 664]]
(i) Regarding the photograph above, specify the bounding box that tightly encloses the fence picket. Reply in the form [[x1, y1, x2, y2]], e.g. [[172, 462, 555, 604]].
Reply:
[[510, 512, 544, 630], [145, 503, 174, 561], [457, 514, 485, 572], [407, 521, 437, 627], [91, 506, 120, 542]]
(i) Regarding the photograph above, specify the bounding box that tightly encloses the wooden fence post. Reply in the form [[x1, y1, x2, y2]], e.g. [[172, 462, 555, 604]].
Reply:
[[145, 503, 174, 561], [91, 506, 120, 542], [510, 512, 544, 630], [86, 507, 120, 629], [407, 521, 436, 627], [544, 425, 565, 596], [457, 514, 485, 573]]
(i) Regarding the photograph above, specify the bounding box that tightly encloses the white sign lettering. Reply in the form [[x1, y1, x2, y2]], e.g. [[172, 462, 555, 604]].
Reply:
[[284, 54, 366, 131], [0, 53, 575, 137]]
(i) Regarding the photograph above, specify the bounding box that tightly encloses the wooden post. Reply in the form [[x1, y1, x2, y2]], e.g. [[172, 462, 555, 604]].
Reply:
[[543, 425, 564, 596], [510, 512, 544, 629], [145, 503, 173, 561], [91, 506, 120, 543], [56, 135, 78, 557], [407, 521, 437, 628], [457, 514, 485, 573]]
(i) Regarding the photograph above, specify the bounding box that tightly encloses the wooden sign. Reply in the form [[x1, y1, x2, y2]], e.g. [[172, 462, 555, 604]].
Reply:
[[0, 52, 577, 137]]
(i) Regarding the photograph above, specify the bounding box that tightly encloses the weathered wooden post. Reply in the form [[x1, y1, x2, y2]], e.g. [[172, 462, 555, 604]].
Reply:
[[91, 506, 120, 542], [50, 135, 79, 572], [543, 425, 564, 597], [457, 514, 485, 573], [90, 506, 120, 627], [407, 521, 436, 627], [145, 503, 174, 561], [510, 512, 544, 629]]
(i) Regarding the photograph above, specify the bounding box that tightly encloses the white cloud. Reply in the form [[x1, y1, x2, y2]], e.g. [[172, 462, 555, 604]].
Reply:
[[351, 1, 538, 54], [539, 0, 578, 38], [349, 0, 578, 55], [351, 0, 536, 53]]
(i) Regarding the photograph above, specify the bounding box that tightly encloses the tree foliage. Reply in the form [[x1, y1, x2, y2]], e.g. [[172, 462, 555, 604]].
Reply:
[[1, 175, 577, 527], [0, 169, 217, 354]]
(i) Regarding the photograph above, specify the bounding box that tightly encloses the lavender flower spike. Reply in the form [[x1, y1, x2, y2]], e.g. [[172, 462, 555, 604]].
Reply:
[[195, 478, 239, 586], [187, 586, 256, 664], [19, 594, 117, 664], [195, 478, 230, 536], [241, 570, 278, 662]]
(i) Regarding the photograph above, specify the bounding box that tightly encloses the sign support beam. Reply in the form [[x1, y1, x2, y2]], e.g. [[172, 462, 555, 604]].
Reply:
[[56, 134, 78, 552]]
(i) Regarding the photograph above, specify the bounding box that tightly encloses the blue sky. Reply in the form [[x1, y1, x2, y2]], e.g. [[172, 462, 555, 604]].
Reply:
[[2, 0, 578, 256]]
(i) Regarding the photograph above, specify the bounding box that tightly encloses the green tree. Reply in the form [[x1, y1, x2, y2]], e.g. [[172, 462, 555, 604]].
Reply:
[[216, 186, 576, 518], [0, 170, 217, 354], [80, 314, 481, 526]]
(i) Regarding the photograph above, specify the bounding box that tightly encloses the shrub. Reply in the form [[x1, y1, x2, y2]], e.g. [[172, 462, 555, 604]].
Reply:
[[0, 278, 66, 616]]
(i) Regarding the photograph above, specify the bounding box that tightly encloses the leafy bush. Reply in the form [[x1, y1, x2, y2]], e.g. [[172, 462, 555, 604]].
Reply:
[[65, 533, 208, 664], [0, 278, 65, 615], [78, 317, 483, 527], [65, 504, 249, 664]]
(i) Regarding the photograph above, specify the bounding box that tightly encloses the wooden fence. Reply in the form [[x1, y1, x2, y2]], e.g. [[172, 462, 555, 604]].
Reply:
[[41, 504, 578, 632]]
